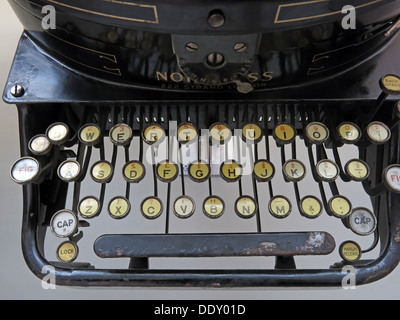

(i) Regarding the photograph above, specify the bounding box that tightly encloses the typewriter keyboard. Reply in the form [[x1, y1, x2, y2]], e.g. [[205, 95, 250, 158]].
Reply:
[[10, 101, 400, 270]]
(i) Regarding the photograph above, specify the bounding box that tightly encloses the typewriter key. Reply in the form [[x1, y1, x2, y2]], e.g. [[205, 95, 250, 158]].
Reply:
[[122, 160, 146, 183], [108, 196, 131, 219], [348, 207, 377, 236], [173, 195, 195, 218], [383, 164, 400, 193], [141, 196, 163, 219], [156, 160, 179, 182], [78, 123, 101, 146], [10, 157, 40, 185], [57, 160, 81, 182], [46, 122, 69, 145], [235, 196, 257, 219], [28, 134, 51, 155], [273, 123, 296, 145], [283, 159, 306, 182], [78, 196, 100, 219], [242, 123, 262, 144], [220, 160, 243, 182], [253, 159, 275, 182], [209, 122, 231, 144], [142, 123, 165, 145], [345, 159, 370, 181], [339, 241, 361, 263], [50, 210, 78, 238], [316, 159, 339, 182], [57, 241, 78, 263], [188, 160, 211, 183], [90, 160, 113, 183], [328, 195, 352, 218], [366, 121, 391, 145], [337, 122, 361, 144], [269, 196, 292, 219], [305, 122, 329, 145], [379, 74, 400, 95], [203, 195, 225, 218], [177, 123, 198, 144], [109, 123, 133, 146], [300, 196, 322, 219]]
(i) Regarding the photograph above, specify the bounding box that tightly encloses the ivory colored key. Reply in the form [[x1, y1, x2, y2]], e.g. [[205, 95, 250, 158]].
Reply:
[[122, 160, 146, 183], [299, 196, 323, 219], [235, 195, 257, 219], [273, 123, 296, 145], [209, 122, 231, 144], [173, 195, 196, 218], [253, 159, 275, 182], [188, 160, 211, 183], [109, 123, 133, 146], [269, 195, 292, 219], [28, 134, 52, 155], [379, 74, 400, 96], [383, 164, 400, 193], [57, 160, 81, 182], [78, 123, 101, 146], [283, 159, 306, 182], [241, 123, 263, 143], [57, 241, 79, 263], [203, 195, 225, 219], [366, 121, 391, 145], [50, 209, 78, 238], [305, 122, 329, 145], [10, 157, 41, 185], [90, 160, 113, 183], [142, 123, 166, 145], [339, 241, 362, 263], [328, 195, 352, 218], [108, 196, 131, 219], [141, 196, 163, 219], [46, 122, 69, 145], [348, 207, 377, 236], [78, 196, 101, 219], [220, 160, 242, 182], [156, 160, 179, 182], [345, 159, 370, 181], [177, 123, 198, 144], [337, 122, 361, 144], [316, 159, 339, 182]]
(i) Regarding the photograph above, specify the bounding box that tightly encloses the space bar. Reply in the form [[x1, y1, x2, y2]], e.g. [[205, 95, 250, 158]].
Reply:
[[94, 232, 335, 258]]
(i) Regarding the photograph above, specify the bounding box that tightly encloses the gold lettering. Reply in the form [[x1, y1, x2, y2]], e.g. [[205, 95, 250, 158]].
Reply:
[[156, 71, 168, 81]]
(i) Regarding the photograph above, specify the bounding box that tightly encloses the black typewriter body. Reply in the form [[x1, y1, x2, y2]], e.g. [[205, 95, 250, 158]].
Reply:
[[4, 0, 400, 287]]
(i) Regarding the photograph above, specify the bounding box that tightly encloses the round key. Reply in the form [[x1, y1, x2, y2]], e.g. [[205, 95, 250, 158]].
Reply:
[[345, 159, 370, 181], [57, 160, 81, 182], [299, 196, 323, 219], [379, 74, 400, 95], [109, 123, 133, 146], [220, 160, 242, 182], [283, 159, 306, 182], [316, 159, 339, 182], [273, 123, 296, 145], [78, 196, 100, 219], [141, 196, 163, 219], [203, 195, 225, 219], [173, 195, 196, 219], [328, 195, 352, 218], [90, 160, 113, 183], [348, 207, 377, 236], [253, 159, 275, 182], [10, 157, 40, 185], [28, 134, 52, 155], [242, 123, 263, 144], [209, 122, 231, 144], [156, 160, 179, 182], [305, 122, 329, 145], [46, 122, 69, 145], [57, 241, 78, 263], [383, 164, 400, 193], [337, 122, 361, 144], [108, 196, 130, 219], [188, 160, 211, 183], [142, 123, 165, 145], [235, 195, 257, 219], [50, 210, 78, 238], [339, 241, 362, 263], [366, 121, 391, 145], [122, 160, 146, 183], [177, 123, 198, 144], [78, 123, 101, 146], [269, 195, 292, 219]]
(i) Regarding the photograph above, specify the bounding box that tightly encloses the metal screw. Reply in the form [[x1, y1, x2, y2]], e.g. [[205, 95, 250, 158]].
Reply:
[[208, 10, 225, 28], [234, 42, 247, 53], [10, 85, 24, 97], [185, 42, 199, 52], [206, 52, 225, 68]]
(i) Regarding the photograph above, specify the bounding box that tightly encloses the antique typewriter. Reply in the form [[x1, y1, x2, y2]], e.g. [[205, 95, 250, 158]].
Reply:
[[4, 0, 400, 287]]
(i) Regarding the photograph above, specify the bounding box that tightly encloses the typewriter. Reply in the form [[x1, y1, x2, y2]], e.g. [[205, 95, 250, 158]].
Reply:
[[4, 0, 400, 287]]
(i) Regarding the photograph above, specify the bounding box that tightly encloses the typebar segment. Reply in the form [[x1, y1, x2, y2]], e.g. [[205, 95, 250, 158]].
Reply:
[[94, 232, 335, 258]]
